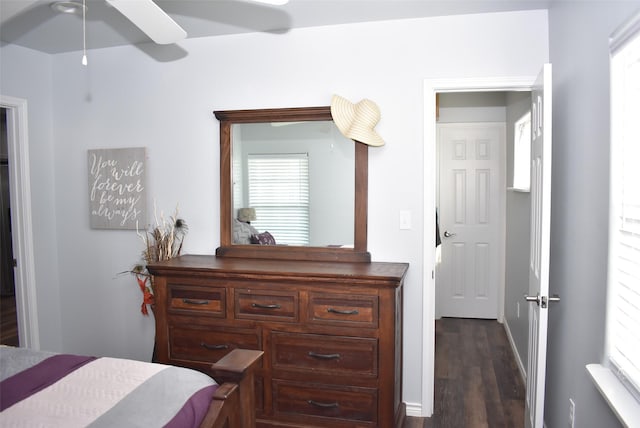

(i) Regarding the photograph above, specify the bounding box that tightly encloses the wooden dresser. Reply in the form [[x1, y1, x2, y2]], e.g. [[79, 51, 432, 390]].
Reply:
[[148, 254, 408, 428]]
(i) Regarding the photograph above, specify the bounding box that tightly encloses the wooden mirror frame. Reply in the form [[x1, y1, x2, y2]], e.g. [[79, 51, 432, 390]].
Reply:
[[214, 106, 370, 263]]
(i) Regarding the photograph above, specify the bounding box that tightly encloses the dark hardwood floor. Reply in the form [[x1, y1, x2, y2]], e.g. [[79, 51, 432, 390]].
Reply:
[[404, 318, 525, 428], [1, 294, 19, 346]]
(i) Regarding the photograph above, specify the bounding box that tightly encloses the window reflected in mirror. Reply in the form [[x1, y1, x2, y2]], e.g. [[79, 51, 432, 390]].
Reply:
[[232, 121, 355, 247]]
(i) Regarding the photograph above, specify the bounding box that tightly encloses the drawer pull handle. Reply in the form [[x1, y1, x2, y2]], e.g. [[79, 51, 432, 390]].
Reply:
[[327, 307, 359, 315], [200, 342, 229, 350], [251, 303, 281, 310], [308, 351, 340, 360], [308, 400, 339, 409], [183, 299, 210, 305]]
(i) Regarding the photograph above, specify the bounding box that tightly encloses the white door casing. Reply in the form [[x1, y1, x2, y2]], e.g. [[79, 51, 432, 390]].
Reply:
[[525, 64, 553, 428], [437, 123, 505, 319], [0, 95, 39, 349]]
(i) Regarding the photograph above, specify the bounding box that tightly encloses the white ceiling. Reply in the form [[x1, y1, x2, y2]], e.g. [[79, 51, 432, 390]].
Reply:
[[0, 0, 552, 54]]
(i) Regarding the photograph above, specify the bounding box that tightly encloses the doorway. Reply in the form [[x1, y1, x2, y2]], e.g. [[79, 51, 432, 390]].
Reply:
[[1, 107, 18, 346], [422, 77, 537, 417], [0, 95, 38, 350], [434, 89, 531, 386], [435, 91, 532, 326]]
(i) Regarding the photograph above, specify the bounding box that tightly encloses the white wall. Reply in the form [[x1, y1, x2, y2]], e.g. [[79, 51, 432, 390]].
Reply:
[[0, 45, 63, 352], [545, 2, 640, 427], [0, 9, 548, 411]]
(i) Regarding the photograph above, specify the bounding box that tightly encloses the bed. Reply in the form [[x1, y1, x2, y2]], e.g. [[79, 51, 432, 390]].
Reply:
[[0, 346, 262, 428]]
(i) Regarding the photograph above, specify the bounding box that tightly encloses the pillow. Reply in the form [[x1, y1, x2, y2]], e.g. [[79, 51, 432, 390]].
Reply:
[[250, 231, 276, 245], [233, 219, 258, 244]]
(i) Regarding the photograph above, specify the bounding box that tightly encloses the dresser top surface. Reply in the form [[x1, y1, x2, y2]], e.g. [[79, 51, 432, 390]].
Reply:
[[147, 254, 409, 283]]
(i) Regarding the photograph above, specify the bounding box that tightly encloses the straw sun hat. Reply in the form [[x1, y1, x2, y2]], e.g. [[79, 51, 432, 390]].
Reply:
[[330, 94, 385, 147]]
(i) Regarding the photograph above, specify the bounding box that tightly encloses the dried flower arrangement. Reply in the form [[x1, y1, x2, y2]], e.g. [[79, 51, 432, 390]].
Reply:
[[129, 207, 188, 315]]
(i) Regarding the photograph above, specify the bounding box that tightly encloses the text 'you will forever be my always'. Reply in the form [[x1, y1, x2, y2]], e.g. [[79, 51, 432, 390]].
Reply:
[[88, 147, 147, 230]]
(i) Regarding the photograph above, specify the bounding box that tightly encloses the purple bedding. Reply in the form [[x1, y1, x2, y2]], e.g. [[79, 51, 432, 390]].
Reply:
[[0, 346, 218, 427]]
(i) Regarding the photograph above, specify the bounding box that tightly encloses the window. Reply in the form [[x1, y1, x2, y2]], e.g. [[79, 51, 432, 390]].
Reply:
[[608, 16, 640, 396], [587, 12, 640, 427], [513, 111, 531, 191], [247, 153, 310, 245]]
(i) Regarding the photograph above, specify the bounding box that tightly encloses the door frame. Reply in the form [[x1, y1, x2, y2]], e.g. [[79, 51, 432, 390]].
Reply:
[[422, 76, 536, 416], [0, 95, 39, 349]]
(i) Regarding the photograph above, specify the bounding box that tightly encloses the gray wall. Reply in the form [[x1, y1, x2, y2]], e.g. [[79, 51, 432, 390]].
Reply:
[[438, 92, 507, 123], [504, 91, 531, 376], [545, 2, 640, 427], [0, 45, 63, 352]]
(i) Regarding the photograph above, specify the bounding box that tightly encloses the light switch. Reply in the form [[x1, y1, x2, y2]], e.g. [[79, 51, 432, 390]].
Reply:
[[399, 210, 411, 230]]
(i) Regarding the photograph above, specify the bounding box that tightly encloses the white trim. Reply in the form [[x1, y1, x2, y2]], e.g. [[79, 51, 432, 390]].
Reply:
[[594, 13, 640, 425], [609, 10, 640, 53], [587, 364, 640, 428], [504, 318, 527, 384], [0, 95, 39, 350], [508, 187, 531, 193], [422, 80, 437, 417], [404, 401, 423, 418], [422, 76, 536, 416]]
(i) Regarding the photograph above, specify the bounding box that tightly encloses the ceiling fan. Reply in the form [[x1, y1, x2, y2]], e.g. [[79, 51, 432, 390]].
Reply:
[[52, 0, 290, 46], [48, 0, 289, 64], [103, 0, 187, 45]]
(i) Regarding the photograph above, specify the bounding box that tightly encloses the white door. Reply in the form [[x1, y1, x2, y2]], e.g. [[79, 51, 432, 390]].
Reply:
[[437, 123, 505, 319], [525, 63, 554, 428]]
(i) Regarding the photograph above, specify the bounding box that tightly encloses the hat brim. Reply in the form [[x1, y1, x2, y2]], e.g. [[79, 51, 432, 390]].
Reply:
[[331, 94, 355, 137], [349, 130, 385, 147], [331, 95, 385, 147]]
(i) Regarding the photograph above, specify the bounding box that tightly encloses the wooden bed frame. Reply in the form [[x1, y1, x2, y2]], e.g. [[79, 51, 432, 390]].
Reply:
[[199, 348, 263, 428]]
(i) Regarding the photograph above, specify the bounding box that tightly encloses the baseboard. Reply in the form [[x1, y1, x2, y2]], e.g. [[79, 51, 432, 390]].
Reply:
[[404, 401, 423, 417], [503, 319, 527, 384]]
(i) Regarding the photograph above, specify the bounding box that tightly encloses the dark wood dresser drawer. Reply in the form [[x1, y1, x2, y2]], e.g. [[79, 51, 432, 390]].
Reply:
[[167, 284, 226, 317], [235, 288, 298, 322], [169, 325, 261, 363], [273, 380, 377, 424], [307, 292, 378, 328], [271, 332, 377, 377]]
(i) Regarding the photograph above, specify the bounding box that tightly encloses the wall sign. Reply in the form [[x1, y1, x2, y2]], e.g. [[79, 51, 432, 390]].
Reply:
[[88, 147, 146, 230]]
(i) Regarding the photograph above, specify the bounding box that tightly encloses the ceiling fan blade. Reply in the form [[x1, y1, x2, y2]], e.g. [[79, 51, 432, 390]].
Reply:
[[105, 0, 186, 45], [249, 0, 290, 4]]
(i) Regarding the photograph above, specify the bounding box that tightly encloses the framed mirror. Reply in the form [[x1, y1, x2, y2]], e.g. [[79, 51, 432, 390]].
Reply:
[[215, 106, 370, 262]]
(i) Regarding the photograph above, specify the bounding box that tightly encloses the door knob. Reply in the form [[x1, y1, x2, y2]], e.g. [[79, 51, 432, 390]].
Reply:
[[525, 293, 560, 308], [547, 294, 561, 304], [443, 230, 456, 238], [543, 295, 561, 308], [524, 293, 541, 306]]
